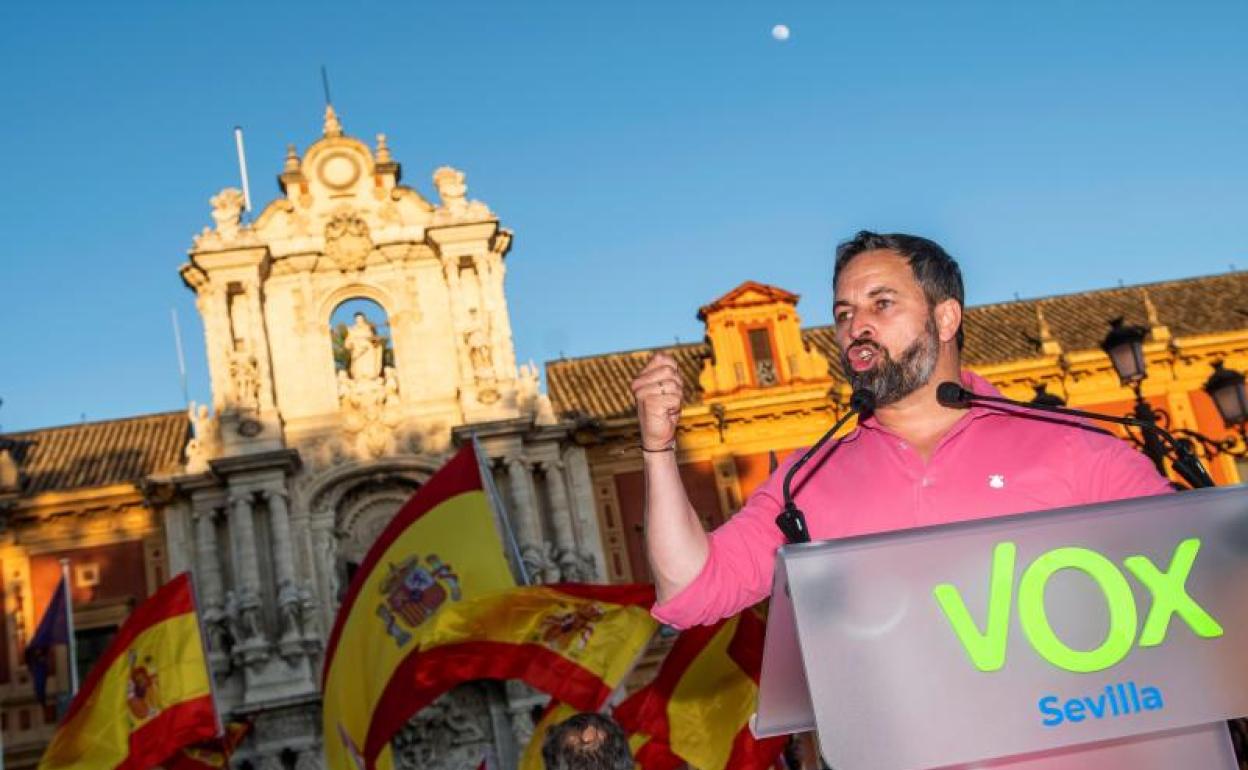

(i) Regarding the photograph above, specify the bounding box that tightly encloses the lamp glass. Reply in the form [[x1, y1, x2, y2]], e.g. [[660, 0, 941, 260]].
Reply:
[[1210, 377, 1248, 427]]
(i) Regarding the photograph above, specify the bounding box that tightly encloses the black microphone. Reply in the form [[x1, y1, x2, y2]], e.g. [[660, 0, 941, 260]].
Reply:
[[936, 382, 1214, 490], [775, 389, 877, 544]]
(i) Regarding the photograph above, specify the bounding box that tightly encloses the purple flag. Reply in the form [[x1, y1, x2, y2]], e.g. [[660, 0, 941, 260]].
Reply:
[[24, 576, 69, 704]]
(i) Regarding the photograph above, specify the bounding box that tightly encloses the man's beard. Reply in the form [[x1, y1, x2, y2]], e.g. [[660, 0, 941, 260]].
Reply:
[[843, 316, 940, 407]]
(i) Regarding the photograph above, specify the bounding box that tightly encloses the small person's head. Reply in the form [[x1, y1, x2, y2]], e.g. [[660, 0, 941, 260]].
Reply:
[[540, 712, 633, 770]]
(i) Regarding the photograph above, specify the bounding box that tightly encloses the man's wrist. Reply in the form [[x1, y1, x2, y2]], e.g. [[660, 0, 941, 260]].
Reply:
[[640, 441, 676, 454]]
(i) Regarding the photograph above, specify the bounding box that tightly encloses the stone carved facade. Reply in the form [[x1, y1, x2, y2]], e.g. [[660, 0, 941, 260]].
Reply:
[[167, 108, 605, 770]]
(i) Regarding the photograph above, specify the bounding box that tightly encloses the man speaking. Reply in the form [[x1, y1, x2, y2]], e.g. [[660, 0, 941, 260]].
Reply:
[[630, 231, 1171, 629]]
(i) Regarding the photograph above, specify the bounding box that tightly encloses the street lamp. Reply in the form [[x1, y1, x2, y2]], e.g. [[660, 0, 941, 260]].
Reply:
[[1099, 320, 1248, 472], [1101, 317, 1148, 388], [1204, 361, 1248, 429], [1100, 318, 1167, 477]]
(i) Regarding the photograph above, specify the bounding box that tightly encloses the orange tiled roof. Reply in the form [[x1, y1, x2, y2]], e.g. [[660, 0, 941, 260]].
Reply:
[[0, 411, 188, 496], [546, 271, 1248, 421]]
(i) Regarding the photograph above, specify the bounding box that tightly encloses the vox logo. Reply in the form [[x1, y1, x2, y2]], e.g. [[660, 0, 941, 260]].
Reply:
[[933, 538, 1224, 673]]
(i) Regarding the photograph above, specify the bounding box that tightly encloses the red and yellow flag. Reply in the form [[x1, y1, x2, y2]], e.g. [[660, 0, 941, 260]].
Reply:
[[322, 443, 516, 770], [38, 572, 218, 770], [615, 610, 786, 770], [361, 582, 657, 768], [161, 720, 251, 770]]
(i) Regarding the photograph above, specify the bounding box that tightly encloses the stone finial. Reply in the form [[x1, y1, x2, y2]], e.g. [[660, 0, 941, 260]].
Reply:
[[323, 104, 343, 138], [375, 134, 391, 164], [431, 166, 492, 224], [284, 144, 300, 173], [1141, 288, 1171, 342], [209, 188, 246, 239], [1036, 303, 1062, 356]]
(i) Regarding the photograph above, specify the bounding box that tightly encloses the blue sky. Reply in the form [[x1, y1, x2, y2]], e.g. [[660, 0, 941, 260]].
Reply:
[[2, 1, 1246, 431]]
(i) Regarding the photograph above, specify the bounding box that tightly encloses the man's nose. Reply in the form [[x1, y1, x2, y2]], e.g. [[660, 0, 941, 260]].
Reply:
[[848, 315, 875, 341]]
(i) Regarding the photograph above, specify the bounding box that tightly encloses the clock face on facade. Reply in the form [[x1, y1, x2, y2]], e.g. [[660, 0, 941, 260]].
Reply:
[[318, 152, 361, 190]]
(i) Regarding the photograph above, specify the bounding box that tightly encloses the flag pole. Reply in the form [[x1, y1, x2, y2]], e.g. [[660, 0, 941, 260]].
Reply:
[[185, 571, 225, 738], [471, 435, 531, 586], [58, 559, 78, 696]]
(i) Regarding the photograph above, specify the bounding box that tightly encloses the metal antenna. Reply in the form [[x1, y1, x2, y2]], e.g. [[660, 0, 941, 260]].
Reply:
[[171, 308, 190, 408], [321, 65, 333, 107], [233, 127, 252, 213]]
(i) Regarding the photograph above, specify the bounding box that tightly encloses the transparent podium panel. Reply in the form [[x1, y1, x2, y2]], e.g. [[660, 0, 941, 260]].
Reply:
[[756, 485, 1248, 770]]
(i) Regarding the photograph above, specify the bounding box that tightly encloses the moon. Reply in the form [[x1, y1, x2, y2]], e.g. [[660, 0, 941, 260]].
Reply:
[[771, 24, 791, 42]]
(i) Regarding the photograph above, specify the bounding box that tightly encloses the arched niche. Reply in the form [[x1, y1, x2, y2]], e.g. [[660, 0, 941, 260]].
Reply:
[[330, 297, 395, 380]]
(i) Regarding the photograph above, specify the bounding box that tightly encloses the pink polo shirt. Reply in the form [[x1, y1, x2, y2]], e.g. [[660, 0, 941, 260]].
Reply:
[[652, 371, 1173, 628]]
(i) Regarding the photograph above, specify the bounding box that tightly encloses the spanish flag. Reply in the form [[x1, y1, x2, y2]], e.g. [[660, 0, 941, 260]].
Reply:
[[615, 610, 787, 770], [162, 720, 251, 770], [322, 443, 517, 770], [355, 582, 657, 769], [38, 572, 218, 770]]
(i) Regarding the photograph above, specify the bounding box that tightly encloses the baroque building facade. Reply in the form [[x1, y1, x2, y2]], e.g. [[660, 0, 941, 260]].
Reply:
[[159, 107, 604, 769]]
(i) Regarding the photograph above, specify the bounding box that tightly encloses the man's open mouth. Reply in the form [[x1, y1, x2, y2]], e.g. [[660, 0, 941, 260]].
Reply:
[[847, 343, 881, 372]]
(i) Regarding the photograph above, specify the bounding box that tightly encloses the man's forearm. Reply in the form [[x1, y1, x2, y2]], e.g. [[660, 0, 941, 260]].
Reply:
[[643, 450, 710, 603]]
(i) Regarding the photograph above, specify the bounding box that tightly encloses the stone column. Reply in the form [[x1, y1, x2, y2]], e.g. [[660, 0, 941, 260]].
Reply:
[[544, 461, 576, 554], [506, 455, 542, 549], [193, 506, 229, 670], [228, 492, 265, 650], [193, 507, 224, 610], [262, 489, 297, 589]]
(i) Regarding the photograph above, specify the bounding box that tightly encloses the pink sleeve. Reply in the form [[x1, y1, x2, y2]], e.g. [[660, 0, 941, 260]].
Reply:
[[1073, 427, 1175, 502], [651, 470, 789, 629]]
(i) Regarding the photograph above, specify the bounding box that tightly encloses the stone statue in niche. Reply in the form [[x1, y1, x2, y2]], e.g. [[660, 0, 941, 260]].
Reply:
[[466, 326, 495, 383], [343, 313, 384, 381], [227, 348, 260, 411], [431, 167, 492, 225]]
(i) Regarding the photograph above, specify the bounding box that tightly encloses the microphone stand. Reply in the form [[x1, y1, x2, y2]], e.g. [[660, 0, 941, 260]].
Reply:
[[776, 390, 877, 544], [939, 384, 1214, 490]]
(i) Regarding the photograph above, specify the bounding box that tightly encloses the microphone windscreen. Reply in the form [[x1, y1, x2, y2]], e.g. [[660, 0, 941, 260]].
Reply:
[[936, 382, 969, 407], [849, 389, 876, 414]]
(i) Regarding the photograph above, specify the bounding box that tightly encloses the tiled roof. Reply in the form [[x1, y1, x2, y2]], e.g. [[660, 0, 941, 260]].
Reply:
[[0, 412, 188, 496], [546, 271, 1248, 421]]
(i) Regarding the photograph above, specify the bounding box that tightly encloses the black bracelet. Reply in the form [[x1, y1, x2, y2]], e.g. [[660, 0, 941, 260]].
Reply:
[[640, 443, 675, 453]]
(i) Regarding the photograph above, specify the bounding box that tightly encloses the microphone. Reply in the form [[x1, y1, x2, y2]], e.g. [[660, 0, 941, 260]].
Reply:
[[776, 388, 877, 544], [936, 382, 1214, 490]]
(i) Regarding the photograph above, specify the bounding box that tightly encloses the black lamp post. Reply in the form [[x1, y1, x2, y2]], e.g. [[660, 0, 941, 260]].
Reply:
[[1099, 319, 1248, 474], [1100, 318, 1169, 477]]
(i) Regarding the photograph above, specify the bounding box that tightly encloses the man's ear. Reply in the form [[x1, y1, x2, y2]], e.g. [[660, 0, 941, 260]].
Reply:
[[934, 298, 962, 345]]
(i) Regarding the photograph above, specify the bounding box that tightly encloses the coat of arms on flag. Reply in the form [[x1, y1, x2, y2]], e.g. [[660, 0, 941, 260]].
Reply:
[[377, 554, 462, 646]]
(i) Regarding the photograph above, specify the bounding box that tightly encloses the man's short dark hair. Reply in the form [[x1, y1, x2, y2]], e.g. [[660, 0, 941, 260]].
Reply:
[[541, 712, 633, 770], [833, 230, 966, 349]]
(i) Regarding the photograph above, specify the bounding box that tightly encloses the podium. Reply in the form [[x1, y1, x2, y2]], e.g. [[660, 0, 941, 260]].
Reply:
[[754, 485, 1248, 769]]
